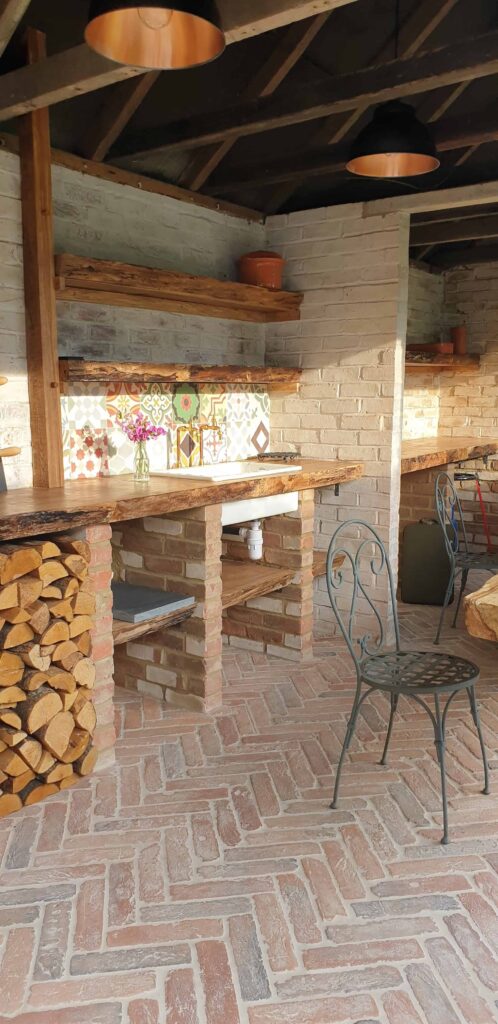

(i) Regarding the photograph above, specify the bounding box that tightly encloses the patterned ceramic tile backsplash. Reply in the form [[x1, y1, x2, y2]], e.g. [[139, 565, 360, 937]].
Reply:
[[62, 382, 270, 480]]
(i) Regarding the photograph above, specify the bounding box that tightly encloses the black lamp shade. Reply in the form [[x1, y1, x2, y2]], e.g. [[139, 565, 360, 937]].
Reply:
[[85, 0, 225, 69], [347, 100, 440, 178]]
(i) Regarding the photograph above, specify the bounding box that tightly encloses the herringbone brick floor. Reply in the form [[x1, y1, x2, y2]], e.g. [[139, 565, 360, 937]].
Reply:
[[1, 602, 498, 1023]]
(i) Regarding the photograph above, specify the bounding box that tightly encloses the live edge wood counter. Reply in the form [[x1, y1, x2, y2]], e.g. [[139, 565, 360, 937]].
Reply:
[[0, 459, 363, 541], [401, 437, 498, 475]]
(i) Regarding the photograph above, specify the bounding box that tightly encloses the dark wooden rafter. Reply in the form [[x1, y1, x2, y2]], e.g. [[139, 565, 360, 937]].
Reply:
[[0, 0, 30, 57], [179, 13, 329, 191], [116, 30, 498, 161], [430, 244, 498, 268], [411, 213, 498, 248], [266, 0, 458, 211], [80, 72, 160, 163], [205, 103, 498, 194], [18, 28, 63, 488], [0, 2, 357, 121]]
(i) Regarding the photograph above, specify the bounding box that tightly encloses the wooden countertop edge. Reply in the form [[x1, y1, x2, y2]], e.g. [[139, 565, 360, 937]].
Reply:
[[401, 441, 498, 475], [0, 460, 364, 541]]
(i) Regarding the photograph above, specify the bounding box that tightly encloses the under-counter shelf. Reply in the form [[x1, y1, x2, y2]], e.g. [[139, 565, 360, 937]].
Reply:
[[55, 253, 302, 324], [113, 603, 196, 646], [59, 359, 302, 393], [222, 551, 345, 610]]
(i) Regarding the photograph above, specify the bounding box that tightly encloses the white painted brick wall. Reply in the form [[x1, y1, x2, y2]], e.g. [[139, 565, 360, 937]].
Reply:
[[0, 151, 265, 488], [0, 151, 31, 488], [266, 203, 409, 633]]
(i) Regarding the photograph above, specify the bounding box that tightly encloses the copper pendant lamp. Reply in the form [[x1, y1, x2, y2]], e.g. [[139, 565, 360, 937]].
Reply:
[[347, 0, 439, 178], [85, 1, 225, 70], [346, 100, 440, 178]]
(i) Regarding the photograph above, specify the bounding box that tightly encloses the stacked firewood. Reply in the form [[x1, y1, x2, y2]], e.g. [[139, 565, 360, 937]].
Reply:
[[0, 535, 97, 817]]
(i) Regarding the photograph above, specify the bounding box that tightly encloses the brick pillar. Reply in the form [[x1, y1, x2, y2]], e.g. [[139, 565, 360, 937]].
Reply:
[[223, 489, 315, 662], [113, 505, 223, 712], [71, 524, 116, 769]]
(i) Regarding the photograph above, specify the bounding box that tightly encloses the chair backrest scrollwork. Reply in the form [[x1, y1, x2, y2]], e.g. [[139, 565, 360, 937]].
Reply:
[[435, 471, 468, 564], [325, 520, 400, 679]]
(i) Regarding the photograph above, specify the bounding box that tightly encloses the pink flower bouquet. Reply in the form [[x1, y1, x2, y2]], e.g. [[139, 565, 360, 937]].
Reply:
[[118, 411, 167, 443]]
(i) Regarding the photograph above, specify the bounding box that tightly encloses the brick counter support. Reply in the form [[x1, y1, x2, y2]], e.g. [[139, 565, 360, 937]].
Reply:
[[76, 524, 116, 769], [223, 489, 315, 661], [112, 505, 223, 712]]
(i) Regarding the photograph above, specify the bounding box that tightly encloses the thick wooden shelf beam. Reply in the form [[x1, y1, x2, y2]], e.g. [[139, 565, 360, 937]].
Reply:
[[222, 560, 295, 610], [113, 603, 196, 646], [401, 437, 498, 475], [54, 254, 302, 325], [19, 30, 64, 489], [405, 356, 480, 375], [59, 360, 301, 393]]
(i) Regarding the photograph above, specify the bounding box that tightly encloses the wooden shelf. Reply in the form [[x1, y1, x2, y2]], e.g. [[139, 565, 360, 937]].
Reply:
[[54, 253, 303, 325], [222, 560, 295, 610], [59, 359, 301, 393], [405, 355, 480, 375], [113, 602, 196, 646], [222, 551, 346, 609]]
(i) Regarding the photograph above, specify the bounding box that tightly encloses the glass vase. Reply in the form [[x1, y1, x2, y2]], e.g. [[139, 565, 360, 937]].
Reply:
[[134, 441, 150, 483]]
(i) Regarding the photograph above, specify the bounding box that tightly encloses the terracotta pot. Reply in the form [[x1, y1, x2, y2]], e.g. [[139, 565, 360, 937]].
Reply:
[[238, 251, 284, 290], [451, 325, 467, 356]]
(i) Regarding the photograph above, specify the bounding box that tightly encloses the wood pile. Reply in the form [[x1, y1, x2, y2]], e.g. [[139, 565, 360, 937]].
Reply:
[[0, 535, 97, 818]]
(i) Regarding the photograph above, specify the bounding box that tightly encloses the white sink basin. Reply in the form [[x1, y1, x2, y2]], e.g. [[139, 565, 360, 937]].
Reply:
[[154, 460, 301, 483]]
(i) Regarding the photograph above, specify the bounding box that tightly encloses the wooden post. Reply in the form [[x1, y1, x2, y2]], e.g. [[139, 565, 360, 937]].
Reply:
[[18, 28, 64, 488]]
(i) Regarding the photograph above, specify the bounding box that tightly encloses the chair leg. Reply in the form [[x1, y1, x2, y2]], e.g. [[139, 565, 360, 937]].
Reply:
[[452, 568, 469, 628], [467, 686, 490, 795], [380, 693, 399, 766], [330, 683, 362, 810], [433, 694, 450, 845], [435, 568, 455, 645]]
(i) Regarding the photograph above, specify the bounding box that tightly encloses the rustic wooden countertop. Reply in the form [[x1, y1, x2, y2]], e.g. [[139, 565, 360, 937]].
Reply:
[[401, 436, 498, 475], [0, 459, 363, 541]]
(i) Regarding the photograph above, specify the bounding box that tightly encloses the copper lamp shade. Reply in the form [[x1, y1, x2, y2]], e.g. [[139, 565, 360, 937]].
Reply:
[[85, 1, 225, 70], [347, 101, 440, 178]]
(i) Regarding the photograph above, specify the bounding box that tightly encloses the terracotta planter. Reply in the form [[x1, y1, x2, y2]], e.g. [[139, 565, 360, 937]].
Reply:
[[451, 325, 467, 356], [238, 251, 284, 290]]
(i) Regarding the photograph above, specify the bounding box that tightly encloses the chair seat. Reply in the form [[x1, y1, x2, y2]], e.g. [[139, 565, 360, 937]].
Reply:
[[456, 550, 498, 571], [361, 650, 479, 693]]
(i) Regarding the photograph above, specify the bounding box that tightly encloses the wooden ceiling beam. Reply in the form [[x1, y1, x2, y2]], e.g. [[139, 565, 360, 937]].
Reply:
[[430, 244, 498, 268], [180, 13, 329, 191], [218, 0, 355, 41], [116, 29, 498, 160], [203, 105, 498, 194], [411, 214, 498, 247], [0, 2, 357, 121], [366, 179, 498, 217], [0, 0, 30, 59], [265, 0, 458, 211], [80, 72, 160, 163]]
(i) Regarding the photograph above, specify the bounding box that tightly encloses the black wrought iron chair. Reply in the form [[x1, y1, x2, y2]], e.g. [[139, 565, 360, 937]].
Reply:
[[326, 520, 489, 844], [434, 471, 498, 645]]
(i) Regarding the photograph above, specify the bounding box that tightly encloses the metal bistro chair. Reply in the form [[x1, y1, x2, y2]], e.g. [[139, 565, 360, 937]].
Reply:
[[326, 520, 489, 845], [435, 471, 498, 645]]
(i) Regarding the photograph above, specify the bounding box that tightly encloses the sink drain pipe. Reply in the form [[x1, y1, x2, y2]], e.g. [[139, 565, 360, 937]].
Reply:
[[239, 520, 264, 560]]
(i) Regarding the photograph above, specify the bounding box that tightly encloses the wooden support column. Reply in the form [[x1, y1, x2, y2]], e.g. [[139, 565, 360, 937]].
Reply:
[[18, 28, 64, 489]]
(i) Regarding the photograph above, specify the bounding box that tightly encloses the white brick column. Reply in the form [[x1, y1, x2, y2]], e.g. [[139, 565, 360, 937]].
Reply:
[[266, 204, 410, 633]]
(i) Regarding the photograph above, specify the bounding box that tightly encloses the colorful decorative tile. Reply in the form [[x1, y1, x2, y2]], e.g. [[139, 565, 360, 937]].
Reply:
[[201, 423, 228, 465], [107, 426, 134, 476], [176, 426, 201, 468], [64, 384, 108, 430], [141, 384, 174, 427], [106, 382, 141, 423], [251, 420, 270, 454], [173, 384, 200, 424], [68, 428, 109, 479], [199, 384, 227, 427]]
